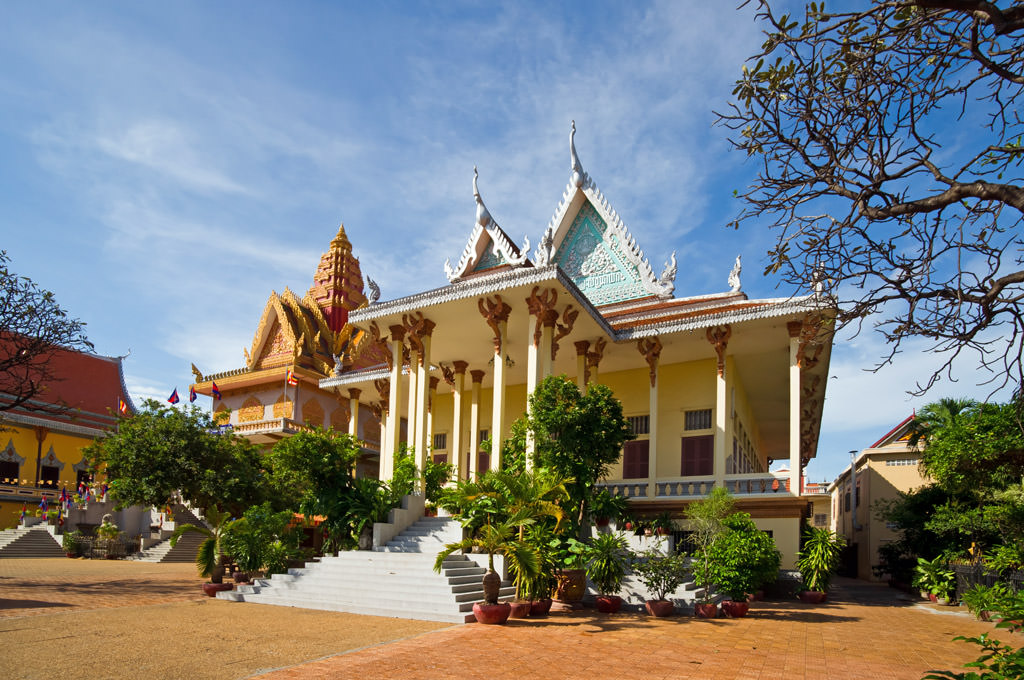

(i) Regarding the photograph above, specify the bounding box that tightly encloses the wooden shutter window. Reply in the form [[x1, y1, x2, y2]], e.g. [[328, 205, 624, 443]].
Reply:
[[680, 435, 714, 476], [622, 440, 650, 479]]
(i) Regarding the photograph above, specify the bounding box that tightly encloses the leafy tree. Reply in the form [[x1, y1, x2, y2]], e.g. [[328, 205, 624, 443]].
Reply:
[[685, 486, 738, 602], [86, 400, 270, 516], [699, 512, 781, 601], [220, 502, 301, 574], [169, 505, 232, 584], [264, 427, 362, 544], [526, 375, 633, 537], [719, 1, 1024, 394], [0, 251, 93, 412]]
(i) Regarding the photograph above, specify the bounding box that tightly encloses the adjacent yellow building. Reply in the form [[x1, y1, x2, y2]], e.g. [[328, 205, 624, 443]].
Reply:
[[829, 415, 930, 580]]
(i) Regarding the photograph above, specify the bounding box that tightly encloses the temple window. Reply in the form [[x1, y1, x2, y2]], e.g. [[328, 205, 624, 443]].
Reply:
[[680, 435, 714, 477], [622, 440, 649, 479], [433, 453, 448, 465], [432, 433, 447, 451], [0, 460, 18, 485], [238, 396, 265, 423], [40, 465, 59, 488], [684, 409, 712, 431], [627, 415, 649, 436]]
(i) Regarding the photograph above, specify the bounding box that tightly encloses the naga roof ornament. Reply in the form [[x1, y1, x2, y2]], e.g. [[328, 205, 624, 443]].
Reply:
[[728, 255, 742, 293], [444, 166, 531, 282]]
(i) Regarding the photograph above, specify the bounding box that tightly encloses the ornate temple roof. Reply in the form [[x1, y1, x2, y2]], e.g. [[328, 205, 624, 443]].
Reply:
[[192, 225, 387, 393]]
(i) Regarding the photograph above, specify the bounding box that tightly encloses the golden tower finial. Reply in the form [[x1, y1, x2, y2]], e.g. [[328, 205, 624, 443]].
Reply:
[[331, 222, 351, 250]]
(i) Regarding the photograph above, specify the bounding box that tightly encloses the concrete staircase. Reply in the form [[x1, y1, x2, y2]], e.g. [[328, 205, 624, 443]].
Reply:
[[219, 517, 513, 623], [0, 525, 65, 558], [617, 569, 713, 612], [127, 504, 207, 563]]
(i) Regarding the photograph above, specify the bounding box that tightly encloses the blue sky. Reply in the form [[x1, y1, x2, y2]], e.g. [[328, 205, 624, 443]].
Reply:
[[1, 2, 1008, 482]]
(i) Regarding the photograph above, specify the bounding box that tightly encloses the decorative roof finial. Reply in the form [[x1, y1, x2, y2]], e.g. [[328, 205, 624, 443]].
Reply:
[[331, 222, 351, 249], [728, 255, 742, 293], [570, 120, 585, 188], [473, 166, 492, 228]]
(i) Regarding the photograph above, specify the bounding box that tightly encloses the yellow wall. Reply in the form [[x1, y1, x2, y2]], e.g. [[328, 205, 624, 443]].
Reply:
[[0, 425, 96, 530], [755, 517, 801, 571]]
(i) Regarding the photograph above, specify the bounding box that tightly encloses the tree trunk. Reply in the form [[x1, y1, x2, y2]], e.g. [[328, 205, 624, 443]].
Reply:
[[482, 569, 501, 605]]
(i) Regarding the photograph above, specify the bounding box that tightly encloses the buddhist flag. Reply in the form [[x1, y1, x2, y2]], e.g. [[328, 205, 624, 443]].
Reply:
[[189, 386, 197, 403], [286, 370, 298, 386], [118, 398, 129, 415], [211, 381, 222, 400], [168, 388, 180, 404]]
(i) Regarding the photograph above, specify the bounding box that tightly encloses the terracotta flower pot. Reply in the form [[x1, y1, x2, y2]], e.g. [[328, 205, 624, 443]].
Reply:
[[529, 598, 552, 617], [722, 600, 750, 618], [551, 568, 586, 610], [509, 600, 532, 618], [473, 602, 512, 625], [202, 583, 233, 597], [595, 517, 610, 527], [694, 603, 718, 619], [645, 600, 675, 617], [596, 595, 622, 613], [798, 590, 828, 604]]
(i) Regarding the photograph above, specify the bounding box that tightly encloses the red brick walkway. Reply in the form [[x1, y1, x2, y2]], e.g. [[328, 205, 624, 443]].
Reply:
[[255, 580, 995, 680]]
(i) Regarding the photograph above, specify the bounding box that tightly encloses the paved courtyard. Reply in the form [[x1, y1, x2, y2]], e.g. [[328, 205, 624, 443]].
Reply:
[[0, 558, 1000, 679]]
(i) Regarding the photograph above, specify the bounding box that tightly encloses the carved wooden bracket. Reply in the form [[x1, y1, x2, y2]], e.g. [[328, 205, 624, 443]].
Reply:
[[470, 369, 485, 384], [706, 325, 732, 377], [587, 337, 607, 370], [478, 295, 512, 354], [452, 360, 469, 375], [401, 312, 435, 365], [525, 286, 560, 347], [637, 336, 663, 388], [551, 305, 578, 361], [439, 363, 456, 387], [373, 378, 389, 402], [347, 388, 362, 400]]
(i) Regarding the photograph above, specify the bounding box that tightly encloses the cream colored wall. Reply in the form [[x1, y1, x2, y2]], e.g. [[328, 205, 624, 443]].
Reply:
[[754, 517, 801, 571], [729, 363, 765, 472], [600, 366, 653, 480]]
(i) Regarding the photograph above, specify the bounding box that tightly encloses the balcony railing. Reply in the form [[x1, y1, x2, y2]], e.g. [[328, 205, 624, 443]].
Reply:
[[597, 472, 795, 500]]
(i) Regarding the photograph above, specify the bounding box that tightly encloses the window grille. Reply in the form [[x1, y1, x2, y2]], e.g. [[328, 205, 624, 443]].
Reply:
[[628, 415, 649, 435], [432, 433, 447, 450], [885, 458, 919, 466], [684, 409, 712, 431]]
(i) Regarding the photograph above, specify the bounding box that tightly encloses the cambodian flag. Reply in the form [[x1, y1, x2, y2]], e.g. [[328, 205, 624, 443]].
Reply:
[[189, 386, 197, 403], [19, 502, 25, 523], [211, 382, 222, 400], [168, 388, 180, 404], [39, 496, 48, 522]]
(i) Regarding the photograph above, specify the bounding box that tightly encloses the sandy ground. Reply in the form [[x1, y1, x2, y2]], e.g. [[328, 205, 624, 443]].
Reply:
[[0, 559, 450, 680]]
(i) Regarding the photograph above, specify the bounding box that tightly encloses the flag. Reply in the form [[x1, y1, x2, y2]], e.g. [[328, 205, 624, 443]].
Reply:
[[39, 496, 48, 522], [57, 504, 63, 527], [19, 502, 25, 523], [167, 388, 180, 404], [211, 381, 221, 400], [286, 370, 298, 386], [189, 386, 197, 403], [118, 398, 129, 415]]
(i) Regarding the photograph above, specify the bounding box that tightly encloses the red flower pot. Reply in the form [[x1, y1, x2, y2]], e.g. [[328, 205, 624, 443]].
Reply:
[[595, 517, 610, 527], [596, 595, 622, 613], [529, 598, 552, 617], [645, 600, 675, 617], [694, 603, 718, 619], [722, 600, 750, 618], [473, 602, 512, 625], [202, 583, 233, 597], [509, 600, 532, 618], [798, 590, 828, 604]]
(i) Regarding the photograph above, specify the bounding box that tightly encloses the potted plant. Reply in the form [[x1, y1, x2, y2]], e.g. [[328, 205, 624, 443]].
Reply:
[[550, 535, 588, 610], [701, 512, 781, 617], [798, 526, 845, 604], [652, 510, 675, 536], [434, 515, 539, 625], [61, 530, 80, 558], [170, 505, 233, 596], [590, 489, 629, 528], [96, 515, 122, 559], [585, 532, 631, 613], [631, 540, 688, 617], [913, 556, 956, 605]]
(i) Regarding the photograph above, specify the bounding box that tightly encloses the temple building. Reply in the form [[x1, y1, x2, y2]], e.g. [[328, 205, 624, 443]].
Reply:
[[190, 226, 390, 478], [0, 342, 135, 528], [308, 123, 834, 568]]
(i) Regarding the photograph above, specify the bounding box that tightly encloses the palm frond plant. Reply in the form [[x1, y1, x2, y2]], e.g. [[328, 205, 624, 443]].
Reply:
[[433, 515, 539, 605], [344, 477, 394, 550], [798, 526, 845, 595], [170, 505, 231, 584], [585, 532, 630, 597]]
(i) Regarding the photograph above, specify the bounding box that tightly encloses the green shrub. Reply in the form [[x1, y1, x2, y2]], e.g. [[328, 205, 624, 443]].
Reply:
[[631, 541, 689, 602]]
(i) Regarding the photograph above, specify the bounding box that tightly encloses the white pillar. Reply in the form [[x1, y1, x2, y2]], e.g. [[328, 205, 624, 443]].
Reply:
[[415, 335, 431, 490], [348, 388, 361, 439], [647, 358, 659, 500], [490, 321, 506, 472], [384, 327, 405, 480], [469, 370, 484, 479], [574, 341, 589, 389], [789, 323, 802, 494], [406, 348, 418, 449], [525, 318, 540, 468], [451, 361, 467, 481], [714, 359, 727, 488]]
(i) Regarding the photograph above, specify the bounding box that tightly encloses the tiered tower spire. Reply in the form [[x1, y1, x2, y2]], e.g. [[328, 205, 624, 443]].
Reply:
[[308, 223, 367, 332]]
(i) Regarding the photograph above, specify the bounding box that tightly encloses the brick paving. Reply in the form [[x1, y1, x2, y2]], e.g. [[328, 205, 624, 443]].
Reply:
[[0, 559, 1003, 680]]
